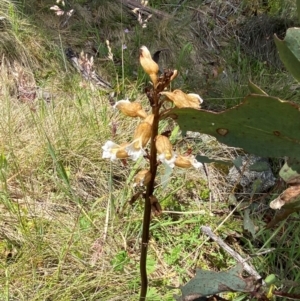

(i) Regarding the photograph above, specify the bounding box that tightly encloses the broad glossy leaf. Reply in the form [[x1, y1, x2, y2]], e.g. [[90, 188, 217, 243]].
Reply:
[[168, 95, 300, 160], [297, 0, 300, 23]]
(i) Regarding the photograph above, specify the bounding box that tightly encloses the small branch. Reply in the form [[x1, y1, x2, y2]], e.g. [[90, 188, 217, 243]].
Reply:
[[200, 226, 262, 281]]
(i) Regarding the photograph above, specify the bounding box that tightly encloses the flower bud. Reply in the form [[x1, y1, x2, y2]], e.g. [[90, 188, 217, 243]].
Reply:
[[133, 169, 152, 187], [155, 135, 173, 160], [114, 99, 147, 118], [161, 89, 202, 109], [170, 69, 178, 81], [175, 154, 203, 169], [139, 46, 159, 86], [133, 121, 152, 149]]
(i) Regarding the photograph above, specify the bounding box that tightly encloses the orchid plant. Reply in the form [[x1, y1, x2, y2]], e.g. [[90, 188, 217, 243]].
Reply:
[[102, 46, 203, 300]]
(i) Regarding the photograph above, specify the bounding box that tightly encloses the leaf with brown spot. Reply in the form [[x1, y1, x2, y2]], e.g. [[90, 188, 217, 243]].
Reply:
[[167, 94, 300, 160]]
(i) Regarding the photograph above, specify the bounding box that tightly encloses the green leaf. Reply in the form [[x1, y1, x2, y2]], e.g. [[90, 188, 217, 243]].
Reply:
[[265, 274, 277, 286], [243, 209, 256, 237], [233, 156, 243, 169], [0, 153, 7, 170], [249, 161, 270, 172], [47, 139, 70, 186], [274, 28, 300, 82], [279, 158, 300, 184], [180, 264, 256, 299], [248, 80, 268, 95], [168, 95, 300, 160], [196, 155, 231, 165], [297, 0, 300, 23]]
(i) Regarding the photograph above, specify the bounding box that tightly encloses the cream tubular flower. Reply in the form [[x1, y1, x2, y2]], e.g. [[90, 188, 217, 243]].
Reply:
[[161, 89, 202, 109], [126, 121, 152, 160], [139, 46, 159, 86], [175, 154, 203, 169], [133, 170, 152, 187], [155, 135, 176, 168], [144, 114, 154, 125], [102, 141, 130, 161], [114, 99, 147, 118]]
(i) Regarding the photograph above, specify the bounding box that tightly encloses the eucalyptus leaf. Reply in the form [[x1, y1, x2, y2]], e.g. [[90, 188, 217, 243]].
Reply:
[[168, 95, 300, 160], [180, 264, 256, 300]]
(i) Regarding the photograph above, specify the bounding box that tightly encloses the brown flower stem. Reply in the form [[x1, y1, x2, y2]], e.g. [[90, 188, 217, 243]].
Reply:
[[139, 90, 160, 301]]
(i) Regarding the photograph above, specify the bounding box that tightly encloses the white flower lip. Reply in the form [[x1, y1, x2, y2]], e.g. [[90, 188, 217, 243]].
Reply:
[[125, 139, 146, 161], [102, 140, 119, 161], [158, 152, 177, 168], [190, 157, 203, 169]]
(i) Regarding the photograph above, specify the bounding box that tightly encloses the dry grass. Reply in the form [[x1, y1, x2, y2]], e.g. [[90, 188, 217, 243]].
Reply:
[[1, 0, 300, 300]]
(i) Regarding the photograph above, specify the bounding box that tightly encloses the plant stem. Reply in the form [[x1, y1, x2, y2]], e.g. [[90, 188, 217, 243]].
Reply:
[[139, 90, 160, 301]]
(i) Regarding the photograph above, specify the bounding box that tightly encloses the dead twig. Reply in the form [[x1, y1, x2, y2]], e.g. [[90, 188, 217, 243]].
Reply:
[[117, 0, 170, 18], [200, 226, 262, 281]]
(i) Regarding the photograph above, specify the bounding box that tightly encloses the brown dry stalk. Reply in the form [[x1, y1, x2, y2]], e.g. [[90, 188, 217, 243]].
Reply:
[[139, 89, 160, 300]]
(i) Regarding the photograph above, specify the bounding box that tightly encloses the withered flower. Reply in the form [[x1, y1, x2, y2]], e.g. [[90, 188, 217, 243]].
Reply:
[[144, 114, 154, 125], [175, 154, 203, 169], [114, 99, 147, 118], [133, 170, 152, 187], [161, 89, 203, 109], [102, 141, 130, 161], [155, 135, 176, 168], [126, 121, 152, 160]]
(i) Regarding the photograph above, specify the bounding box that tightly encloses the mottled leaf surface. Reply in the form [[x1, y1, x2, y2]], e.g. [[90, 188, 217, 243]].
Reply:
[[180, 264, 256, 300]]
